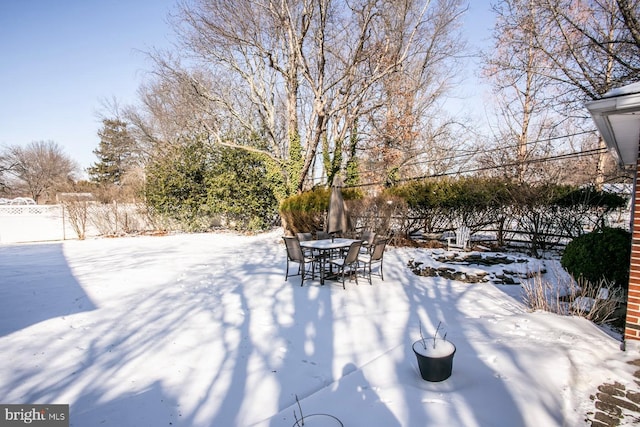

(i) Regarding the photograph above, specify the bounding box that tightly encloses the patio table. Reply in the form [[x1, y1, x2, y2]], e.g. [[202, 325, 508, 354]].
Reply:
[[300, 238, 361, 284]]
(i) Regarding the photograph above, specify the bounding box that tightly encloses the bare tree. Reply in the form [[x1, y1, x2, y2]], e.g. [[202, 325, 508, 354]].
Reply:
[[0, 149, 15, 194], [5, 141, 78, 203], [481, 0, 639, 187], [360, 0, 470, 185], [131, 0, 468, 196], [536, 0, 640, 97], [532, 0, 640, 187], [481, 0, 569, 183], [617, 0, 640, 47]]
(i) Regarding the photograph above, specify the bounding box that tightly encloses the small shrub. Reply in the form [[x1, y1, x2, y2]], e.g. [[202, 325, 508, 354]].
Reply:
[[569, 278, 624, 325], [521, 273, 560, 313], [561, 227, 631, 291], [522, 273, 623, 326], [62, 199, 89, 240]]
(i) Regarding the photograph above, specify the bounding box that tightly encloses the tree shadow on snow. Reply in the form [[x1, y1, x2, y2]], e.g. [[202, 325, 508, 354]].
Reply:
[[387, 247, 551, 426], [0, 243, 96, 337]]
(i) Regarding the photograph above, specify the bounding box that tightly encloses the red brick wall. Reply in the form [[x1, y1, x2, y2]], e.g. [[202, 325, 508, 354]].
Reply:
[[627, 156, 640, 341]]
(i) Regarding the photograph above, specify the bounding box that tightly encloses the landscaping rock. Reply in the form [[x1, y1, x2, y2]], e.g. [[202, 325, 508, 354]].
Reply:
[[408, 251, 532, 284]]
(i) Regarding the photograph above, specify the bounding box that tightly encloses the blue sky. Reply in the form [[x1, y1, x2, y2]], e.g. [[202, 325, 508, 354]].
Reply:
[[0, 0, 176, 173], [0, 1, 493, 175]]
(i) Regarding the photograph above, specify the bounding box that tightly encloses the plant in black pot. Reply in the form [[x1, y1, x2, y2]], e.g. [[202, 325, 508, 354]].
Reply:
[[412, 321, 456, 382]]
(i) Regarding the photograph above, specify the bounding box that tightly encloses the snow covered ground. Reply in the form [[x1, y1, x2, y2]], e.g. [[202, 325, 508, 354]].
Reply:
[[0, 230, 638, 426]]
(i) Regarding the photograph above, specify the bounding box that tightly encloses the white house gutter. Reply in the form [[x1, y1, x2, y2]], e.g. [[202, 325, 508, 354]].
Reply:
[[585, 83, 640, 166]]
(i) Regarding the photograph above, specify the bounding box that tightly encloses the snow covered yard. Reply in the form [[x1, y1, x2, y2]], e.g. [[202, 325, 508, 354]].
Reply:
[[0, 230, 638, 426]]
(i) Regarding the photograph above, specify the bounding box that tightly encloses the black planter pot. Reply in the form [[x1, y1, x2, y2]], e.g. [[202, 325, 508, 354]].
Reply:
[[412, 340, 456, 382], [292, 413, 344, 426]]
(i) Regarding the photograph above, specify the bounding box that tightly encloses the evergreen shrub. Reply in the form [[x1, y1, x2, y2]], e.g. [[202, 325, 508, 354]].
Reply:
[[561, 227, 631, 291], [279, 187, 330, 234], [145, 138, 279, 232], [279, 187, 362, 235]]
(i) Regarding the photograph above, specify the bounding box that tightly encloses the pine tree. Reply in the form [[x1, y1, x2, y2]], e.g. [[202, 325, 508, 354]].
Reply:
[[88, 119, 136, 184]]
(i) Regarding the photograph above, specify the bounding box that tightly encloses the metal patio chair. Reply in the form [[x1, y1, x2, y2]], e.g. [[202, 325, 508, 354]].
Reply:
[[359, 230, 376, 253], [283, 236, 317, 285], [358, 238, 388, 284], [328, 240, 362, 289]]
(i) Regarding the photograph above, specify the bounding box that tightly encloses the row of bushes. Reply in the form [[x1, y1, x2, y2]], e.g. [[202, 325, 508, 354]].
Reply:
[[281, 177, 627, 246], [141, 138, 628, 246], [386, 177, 626, 236]]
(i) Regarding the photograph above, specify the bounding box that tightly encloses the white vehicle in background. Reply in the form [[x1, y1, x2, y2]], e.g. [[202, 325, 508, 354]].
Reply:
[[8, 197, 37, 205], [0, 198, 9, 205]]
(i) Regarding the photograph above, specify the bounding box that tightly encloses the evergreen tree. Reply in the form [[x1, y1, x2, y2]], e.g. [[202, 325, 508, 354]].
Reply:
[[88, 119, 136, 184]]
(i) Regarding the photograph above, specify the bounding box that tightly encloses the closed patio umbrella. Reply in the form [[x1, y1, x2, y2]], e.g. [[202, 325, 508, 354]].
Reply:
[[326, 175, 351, 236]]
